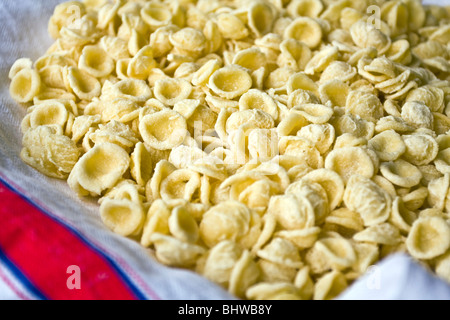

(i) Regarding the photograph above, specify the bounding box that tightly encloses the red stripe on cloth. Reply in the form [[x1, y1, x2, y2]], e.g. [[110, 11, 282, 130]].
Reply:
[[0, 182, 138, 300]]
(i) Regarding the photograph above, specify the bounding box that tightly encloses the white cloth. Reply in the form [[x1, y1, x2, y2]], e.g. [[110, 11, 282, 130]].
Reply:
[[0, 0, 449, 300]]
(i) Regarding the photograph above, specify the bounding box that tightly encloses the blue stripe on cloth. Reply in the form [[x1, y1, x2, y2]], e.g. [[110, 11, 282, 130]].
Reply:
[[0, 246, 47, 300]]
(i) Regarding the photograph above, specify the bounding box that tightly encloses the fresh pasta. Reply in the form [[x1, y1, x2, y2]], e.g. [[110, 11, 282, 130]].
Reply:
[[9, 0, 450, 300]]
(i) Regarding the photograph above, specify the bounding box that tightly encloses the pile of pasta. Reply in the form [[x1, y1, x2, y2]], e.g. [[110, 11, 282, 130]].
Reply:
[[8, 0, 450, 300]]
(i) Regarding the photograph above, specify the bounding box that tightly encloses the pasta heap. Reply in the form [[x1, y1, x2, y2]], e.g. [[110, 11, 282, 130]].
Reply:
[[9, 0, 450, 300]]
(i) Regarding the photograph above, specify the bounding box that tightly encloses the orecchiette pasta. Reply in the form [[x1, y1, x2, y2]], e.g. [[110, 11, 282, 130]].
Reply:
[[325, 147, 375, 184], [100, 198, 144, 237], [344, 175, 392, 227], [67, 67, 101, 101], [68, 142, 129, 197], [208, 65, 253, 100], [406, 217, 450, 260], [9, 68, 41, 103], [21, 125, 80, 179], [284, 17, 323, 49], [10, 0, 450, 301], [380, 159, 423, 188], [368, 130, 406, 162], [199, 201, 251, 248], [139, 109, 187, 150], [79, 45, 115, 78]]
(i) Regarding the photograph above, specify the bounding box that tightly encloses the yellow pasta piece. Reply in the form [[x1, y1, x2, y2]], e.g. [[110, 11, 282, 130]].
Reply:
[[325, 147, 375, 184], [169, 27, 206, 58], [406, 86, 445, 114], [401, 101, 434, 129], [291, 103, 333, 124], [99, 198, 144, 237], [319, 80, 349, 108], [390, 196, 417, 234], [168, 205, 199, 243], [29, 100, 69, 130], [406, 217, 450, 260], [246, 282, 302, 300], [350, 241, 379, 275], [350, 19, 391, 55], [89, 120, 139, 152], [150, 233, 205, 268], [278, 39, 311, 72], [435, 252, 450, 283], [313, 271, 347, 300], [402, 187, 428, 212], [247, 128, 279, 162], [199, 201, 251, 248], [284, 17, 323, 49], [203, 20, 222, 54], [199, 240, 243, 288], [325, 208, 364, 234], [67, 67, 101, 101], [208, 65, 253, 100], [139, 109, 187, 150], [217, 13, 249, 40], [435, 149, 450, 175], [344, 174, 392, 227], [427, 173, 449, 212], [265, 67, 295, 92], [226, 109, 274, 134], [286, 179, 329, 224], [297, 123, 335, 155], [247, 1, 275, 37], [257, 237, 303, 269], [68, 142, 129, 197], [160, 169, 201, 202], [48, 1, 87, 39], [257, 259, 299, 283], [71, 114, 101, 143], [402, 133, 439, 166], [380, 159, 422, 188], [140, 2, 173, 31], [191, 59, 222, 87], [9, 58, 33, 79], [332, 113, 375, 140], [78, 45, 114, 78], [127, 46, 157, 80], [353, 223, 402, 246], [375, 115, 414, 134], [279, 136, 323, 169], [275, 227, 321, 249], [320, 61, 357, 84], [140, 199, 170, 247], [100, 35, 130, 61], [239, 89, 278, 120], [228, 250, 260, 298], [302, 169, 345, 211], [287, 0, 323, 18], [267, 194, 315, 230], [386, 39, 412, 65], [368, 130, 406, 162], [346, 90, 383, 123], [304, 46, 339, 75], [153, 78, 192, 106], [105, 79, 152, 104], [287, 72, 319, 96], [21, 125, 80, 179], [314, 237, 356, 270], [9, 68, 41, 103]]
